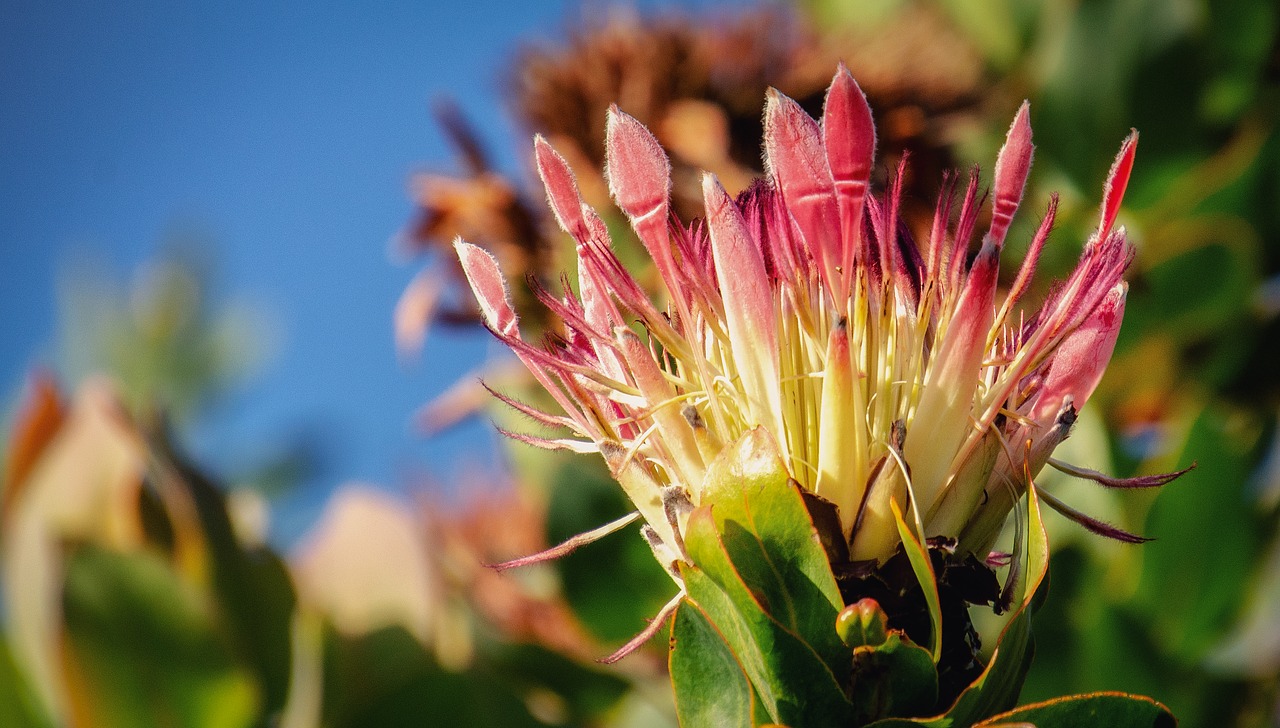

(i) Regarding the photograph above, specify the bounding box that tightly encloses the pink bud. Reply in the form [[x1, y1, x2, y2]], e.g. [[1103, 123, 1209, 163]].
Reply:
[[988, 102, 1034, 248], [534, 136, 591, 243], [822, 63, 876, 276], [454, 239, 517, 336], [605, 106, 674, 260], [764, 88, 842, 297]]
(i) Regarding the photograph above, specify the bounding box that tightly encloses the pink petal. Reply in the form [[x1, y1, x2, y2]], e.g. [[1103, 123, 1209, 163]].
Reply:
[[1030, 282, 1127, 426], [993, 194, 1058, 331], [1035, 485, 1152, 543], [703, 174, 784, 441], [598, 592, 682, 664], [615, 328, 706, 490], [903, 239, 1000, 512], [925, 171, 957, 287], [948, 168, 984, 293], [487, 512, 640, 572], [815, 319, 868, 528], [1048, 458, 1193, 489]]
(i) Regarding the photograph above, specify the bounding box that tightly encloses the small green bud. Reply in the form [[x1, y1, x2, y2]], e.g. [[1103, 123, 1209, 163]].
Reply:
[[836, 597, 889, 649]]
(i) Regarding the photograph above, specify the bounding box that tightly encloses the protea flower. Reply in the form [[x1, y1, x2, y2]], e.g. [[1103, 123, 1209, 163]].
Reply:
[[455, 65, 1186, 679]]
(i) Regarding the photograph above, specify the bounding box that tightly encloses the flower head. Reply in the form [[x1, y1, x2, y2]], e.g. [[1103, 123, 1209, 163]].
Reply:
[[457, 65, 1152, 569]]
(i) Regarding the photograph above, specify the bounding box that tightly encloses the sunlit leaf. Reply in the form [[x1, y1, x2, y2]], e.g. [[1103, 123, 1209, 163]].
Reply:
[[670, 600, 754, 727], [973, 691, 1175, 727]]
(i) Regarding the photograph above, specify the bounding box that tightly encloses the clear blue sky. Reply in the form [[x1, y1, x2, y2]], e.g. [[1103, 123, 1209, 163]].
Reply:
[[0, 1, 732, 544]]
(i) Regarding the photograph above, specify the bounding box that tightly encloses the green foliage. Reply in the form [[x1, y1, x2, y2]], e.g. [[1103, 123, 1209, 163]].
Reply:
[[676, 429, 853, 726], [680, 504, 854, 725], [319, 626, 549, 728], [0, 637, 53, 728], [1021, 406, 1275, 725], [869, 474, 1052, 728], [61, 547, 259, 728]]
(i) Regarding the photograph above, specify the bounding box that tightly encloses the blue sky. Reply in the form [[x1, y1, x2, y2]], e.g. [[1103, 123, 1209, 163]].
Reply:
[[0, 1, 731, 544]]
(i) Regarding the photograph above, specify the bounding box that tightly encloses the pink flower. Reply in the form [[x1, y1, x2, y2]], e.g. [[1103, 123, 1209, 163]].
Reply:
[[456, 64, 1170, 576]]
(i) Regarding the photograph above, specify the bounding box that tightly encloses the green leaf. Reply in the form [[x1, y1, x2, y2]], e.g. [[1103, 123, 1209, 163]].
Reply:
[[973, 692, 1176, 727], [698, 428, 847, 673], [670, 600, 754, 728], [941, 484, 1051, 722], [890, 500, 943, 662], [61, 546, 258, 728], [156, 440, 297, 713], [678, 429, 854, 725], [850, 632, 939, 724], [681, 519, 853, 726]]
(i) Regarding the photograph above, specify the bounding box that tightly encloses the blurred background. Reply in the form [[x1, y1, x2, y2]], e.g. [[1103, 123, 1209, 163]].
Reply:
[[2, 1, 1278, 726]]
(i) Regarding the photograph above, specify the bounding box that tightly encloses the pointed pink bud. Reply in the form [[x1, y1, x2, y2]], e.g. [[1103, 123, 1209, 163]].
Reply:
[[605, 106, 679, 286], [454, 239, 517, 337], [1099, 130, 1138, 242], [1030, 282, 1127, 426], [823, 63, 876, 276], [604, 106, 671, 221], [988, 102, 1034, 248], [764, 88, 842, 297], [534, 135, 591, 243], [703, 173, 784, 443], [581, 204, 609, 243]]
